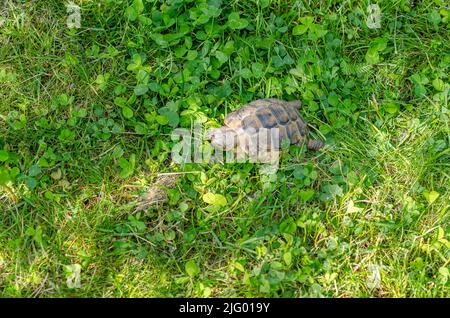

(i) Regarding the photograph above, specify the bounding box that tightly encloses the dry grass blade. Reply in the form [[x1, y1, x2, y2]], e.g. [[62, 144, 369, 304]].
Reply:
[[135, 174, 180, 212]]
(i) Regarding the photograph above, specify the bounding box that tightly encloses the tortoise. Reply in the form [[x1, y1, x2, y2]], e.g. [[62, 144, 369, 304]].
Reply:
[[207, 99, 324, 161]]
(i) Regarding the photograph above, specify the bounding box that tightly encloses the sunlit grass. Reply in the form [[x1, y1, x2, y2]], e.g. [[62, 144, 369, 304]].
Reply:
[[0, 0, 448, 297]]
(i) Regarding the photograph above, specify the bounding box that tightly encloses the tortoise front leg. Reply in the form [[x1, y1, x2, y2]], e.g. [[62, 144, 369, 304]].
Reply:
[[307, 139, 324, 150]]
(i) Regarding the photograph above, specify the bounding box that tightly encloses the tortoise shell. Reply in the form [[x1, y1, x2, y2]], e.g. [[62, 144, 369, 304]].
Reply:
[[224, 99, 309, 149]]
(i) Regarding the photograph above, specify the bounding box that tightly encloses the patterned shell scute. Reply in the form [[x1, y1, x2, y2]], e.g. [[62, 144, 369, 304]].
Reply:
[[286, 106, 299, 121], [286, 121, 302, 144], [296, 118, 308, 137], [255, 108, 278, 128], [241, 116, 260, 131], [268, 104, 290, 125], [277, 126, 289, 144]]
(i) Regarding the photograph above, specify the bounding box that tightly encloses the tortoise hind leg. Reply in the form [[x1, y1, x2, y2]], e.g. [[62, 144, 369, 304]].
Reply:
[[307, 139, 324, 150]]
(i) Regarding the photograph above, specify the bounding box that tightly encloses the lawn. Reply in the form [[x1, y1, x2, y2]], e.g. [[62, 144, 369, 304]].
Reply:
[[0, 0, 449, 297]]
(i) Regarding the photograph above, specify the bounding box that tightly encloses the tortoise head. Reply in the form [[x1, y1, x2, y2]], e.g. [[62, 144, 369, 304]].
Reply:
[[206, 127, 237, 151]]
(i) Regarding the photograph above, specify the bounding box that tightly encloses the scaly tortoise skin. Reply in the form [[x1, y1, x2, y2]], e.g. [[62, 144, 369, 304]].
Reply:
[[208, 99, 324, 154]]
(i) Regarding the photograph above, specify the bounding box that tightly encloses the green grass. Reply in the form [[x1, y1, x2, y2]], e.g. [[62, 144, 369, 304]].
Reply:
[[0, 0, 449, 297]]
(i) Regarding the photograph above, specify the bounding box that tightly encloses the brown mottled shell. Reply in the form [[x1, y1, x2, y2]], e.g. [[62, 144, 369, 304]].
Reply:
[[224, 99, 309, 149]]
